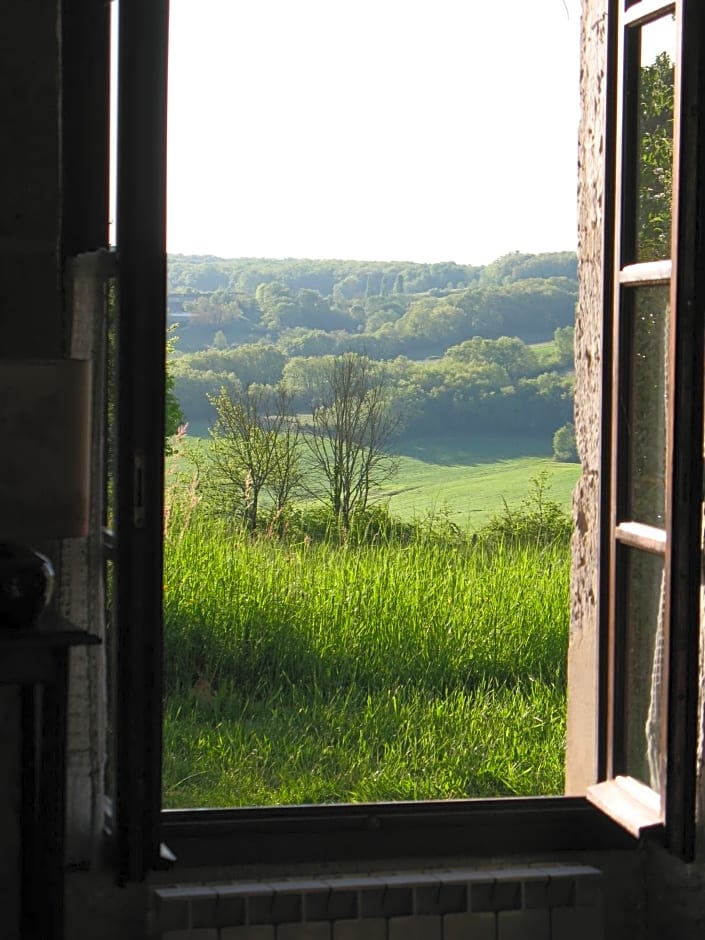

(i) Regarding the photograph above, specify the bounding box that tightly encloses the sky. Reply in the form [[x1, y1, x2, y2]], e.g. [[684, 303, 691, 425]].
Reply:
[[163, 0, 581, 266]]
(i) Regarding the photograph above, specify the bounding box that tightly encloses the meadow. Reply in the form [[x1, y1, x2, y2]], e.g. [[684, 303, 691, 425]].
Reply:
[[162, 437, 576, 808], [384, 434, 580, 528]]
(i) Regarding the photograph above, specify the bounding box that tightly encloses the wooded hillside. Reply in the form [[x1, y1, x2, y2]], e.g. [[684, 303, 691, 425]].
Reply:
[[167, 250, 577, 447]]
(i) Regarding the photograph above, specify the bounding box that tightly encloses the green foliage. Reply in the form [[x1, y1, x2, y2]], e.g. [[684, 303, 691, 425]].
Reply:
[[306, 352, 401, 526], [481, 471, 572, 547], [204, 384, 302, 531], [168, 252, 576, 360], [552, 422, 578, 463], [553, 325, 575, 366], [637, 51, 674, 262], [165, 326, 185, 449], [478, 251, 577, 286], [162, 485, 569, 806], [167, 251, 578, 439]]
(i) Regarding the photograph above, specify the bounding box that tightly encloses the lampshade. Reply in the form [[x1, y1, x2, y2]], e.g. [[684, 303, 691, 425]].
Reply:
[[0, 359, 92, 540]]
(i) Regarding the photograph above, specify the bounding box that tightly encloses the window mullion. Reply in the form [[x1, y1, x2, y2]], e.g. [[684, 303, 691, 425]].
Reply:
[[619, 260, 671, 284], [614, 521, 666, 552]]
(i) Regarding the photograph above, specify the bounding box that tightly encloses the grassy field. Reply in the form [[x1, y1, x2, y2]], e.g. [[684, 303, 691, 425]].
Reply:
[[163, 491, 570, 808], [383, 435, 580, 528], [170, 431, 581, 533]]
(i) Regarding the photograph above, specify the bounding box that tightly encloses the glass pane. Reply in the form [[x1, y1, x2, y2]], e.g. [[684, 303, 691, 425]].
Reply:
[[621, 547, 665, 791], [624, 284, 669, 525], [629, 15, 676, 262]]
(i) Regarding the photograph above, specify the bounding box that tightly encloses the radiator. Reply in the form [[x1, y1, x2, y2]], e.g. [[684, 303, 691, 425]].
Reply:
[[150, 864, 603, 940]]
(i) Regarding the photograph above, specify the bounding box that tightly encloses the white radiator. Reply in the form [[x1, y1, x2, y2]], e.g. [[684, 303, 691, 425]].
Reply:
[[150, 864, 603, 939]]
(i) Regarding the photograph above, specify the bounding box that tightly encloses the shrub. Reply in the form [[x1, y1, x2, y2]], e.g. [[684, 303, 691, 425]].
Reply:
[[480, 471, 572, 547]]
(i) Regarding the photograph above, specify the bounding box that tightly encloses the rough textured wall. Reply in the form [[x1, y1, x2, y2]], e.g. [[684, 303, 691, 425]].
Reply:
[[565, 0, 609, 794]]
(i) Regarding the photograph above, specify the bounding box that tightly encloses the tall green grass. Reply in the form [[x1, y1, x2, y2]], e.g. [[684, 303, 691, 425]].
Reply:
[[163, 497, 569, 808]]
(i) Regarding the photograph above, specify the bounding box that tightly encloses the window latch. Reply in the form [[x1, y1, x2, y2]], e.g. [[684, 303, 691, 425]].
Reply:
[[134, 451, 145, 527]]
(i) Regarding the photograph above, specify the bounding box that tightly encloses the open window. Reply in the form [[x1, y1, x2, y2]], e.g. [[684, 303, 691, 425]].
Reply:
[[107, 0, 703, 879], [586, 0, 704, 860]]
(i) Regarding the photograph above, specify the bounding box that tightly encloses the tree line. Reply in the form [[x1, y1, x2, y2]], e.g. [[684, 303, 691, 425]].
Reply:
[[169, 250, 575, 296], [167, 251, 577, 357], [171, 328, 575, 443], [165, 250, 578, 467]]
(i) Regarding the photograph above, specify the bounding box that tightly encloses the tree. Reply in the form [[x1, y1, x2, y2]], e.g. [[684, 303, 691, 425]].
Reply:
[[637, 51, 674, 261], [206, 384, 301, 531], [553, 325, 575, 367], [212, 329, 228, 349], [553, 422, 579, 462], [305, 353, 400, 528], [165, 325, 185, 450]]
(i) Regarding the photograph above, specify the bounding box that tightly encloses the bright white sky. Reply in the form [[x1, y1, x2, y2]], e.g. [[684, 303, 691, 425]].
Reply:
[[164, 0, 581, 265]]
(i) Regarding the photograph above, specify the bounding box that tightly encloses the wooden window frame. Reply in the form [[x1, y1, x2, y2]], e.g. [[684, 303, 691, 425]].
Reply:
[[107, 0, 703, 879], [586, 0, 704, 861]]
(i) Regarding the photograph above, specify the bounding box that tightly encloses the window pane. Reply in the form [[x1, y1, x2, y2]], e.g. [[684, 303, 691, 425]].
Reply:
[[623, 284, 669, 525], [621, 547, 665, 791], [628, 15, 676, 262]]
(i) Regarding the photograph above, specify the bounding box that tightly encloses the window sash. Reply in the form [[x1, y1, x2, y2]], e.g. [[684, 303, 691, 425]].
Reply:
[[113, 0, 169, 882], [591, 0, 703, 860]]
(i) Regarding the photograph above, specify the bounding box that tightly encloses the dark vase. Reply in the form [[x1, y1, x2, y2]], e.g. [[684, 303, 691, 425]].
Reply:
[[0, 541, 55, 628]]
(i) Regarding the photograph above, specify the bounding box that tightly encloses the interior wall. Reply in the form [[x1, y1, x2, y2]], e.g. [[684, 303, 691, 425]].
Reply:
[[0, 2, 64, 938]]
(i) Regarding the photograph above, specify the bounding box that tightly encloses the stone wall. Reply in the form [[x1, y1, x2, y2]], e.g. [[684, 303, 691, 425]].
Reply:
[[565, 0, 609, 794]]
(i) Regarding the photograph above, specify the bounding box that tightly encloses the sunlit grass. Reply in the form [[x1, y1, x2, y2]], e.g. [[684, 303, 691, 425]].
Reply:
[[163, 502, 569, 808]]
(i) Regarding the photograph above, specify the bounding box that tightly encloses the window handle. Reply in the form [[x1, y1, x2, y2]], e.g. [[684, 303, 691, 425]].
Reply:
[[134, 451, 145, 527]]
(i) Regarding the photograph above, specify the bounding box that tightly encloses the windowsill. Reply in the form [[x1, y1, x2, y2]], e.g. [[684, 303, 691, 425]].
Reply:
[[586, 777, 665, 840], [160, 796, 637, 868]]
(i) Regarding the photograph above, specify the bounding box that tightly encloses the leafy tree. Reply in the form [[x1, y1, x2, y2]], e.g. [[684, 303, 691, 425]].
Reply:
[[553, 422, 579, 462], [184, 290, 245, 326], [171, 365, 241, 426], [255, 281, 299, 331], [165, 325, 185, 449], [306, 353, 400, 528], [553, 325, 575, 367], [637, 51, 674, 261], [212, 329, 228, 350], [445, 336, 539, 381], [206, 384, 301, 531]]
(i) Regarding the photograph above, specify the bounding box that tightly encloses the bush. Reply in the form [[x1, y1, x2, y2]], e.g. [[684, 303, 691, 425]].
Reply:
[[480, 471, 572, 547]]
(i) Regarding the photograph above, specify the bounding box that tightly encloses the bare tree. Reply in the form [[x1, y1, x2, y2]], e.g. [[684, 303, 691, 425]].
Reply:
[[207, 383, 301, 531], [306, 353, 400, 528]]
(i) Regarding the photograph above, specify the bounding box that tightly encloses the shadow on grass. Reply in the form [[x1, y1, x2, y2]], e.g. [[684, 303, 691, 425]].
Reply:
[[391, 434, 553, 467]]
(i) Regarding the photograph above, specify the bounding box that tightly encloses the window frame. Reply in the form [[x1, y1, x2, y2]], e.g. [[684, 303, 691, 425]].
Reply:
[[109, 0, 702, 878], [585, 0, 704, 861]]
